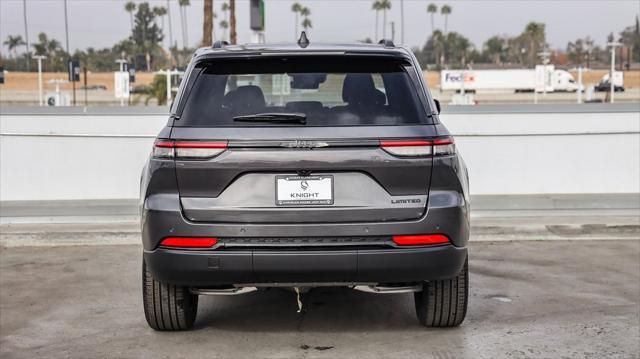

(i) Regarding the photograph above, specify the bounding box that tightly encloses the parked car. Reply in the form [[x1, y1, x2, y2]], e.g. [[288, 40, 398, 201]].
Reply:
[[594, 71, 625, 92], [140, 36, 470, 331], [594, 81, 625, 92], [79, 84, 107, 91]]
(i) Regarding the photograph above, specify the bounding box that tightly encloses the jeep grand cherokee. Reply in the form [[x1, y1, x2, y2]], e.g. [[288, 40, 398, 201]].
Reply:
[[140, 36, 470, 330]]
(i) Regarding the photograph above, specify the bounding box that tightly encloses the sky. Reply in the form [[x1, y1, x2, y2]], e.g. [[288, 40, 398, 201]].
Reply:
[[1, 0, 639, 54]]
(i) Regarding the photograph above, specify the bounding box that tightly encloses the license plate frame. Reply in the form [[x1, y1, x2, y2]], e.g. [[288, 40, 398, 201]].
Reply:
[[275, 175, 334, 206]]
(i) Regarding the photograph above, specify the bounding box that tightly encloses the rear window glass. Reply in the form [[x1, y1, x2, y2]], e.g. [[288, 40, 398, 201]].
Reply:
[[176, 57, 430, 127]]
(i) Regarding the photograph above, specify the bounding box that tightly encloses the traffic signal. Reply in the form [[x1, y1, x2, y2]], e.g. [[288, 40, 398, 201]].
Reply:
[[128, 65, 136, 83], [250, 0, 264, 31], [0, 66, 4, 84], [68, 60, 80, 82]]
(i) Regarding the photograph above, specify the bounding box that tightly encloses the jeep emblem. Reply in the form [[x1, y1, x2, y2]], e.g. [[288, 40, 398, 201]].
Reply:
[[281, 140, 329, 149]]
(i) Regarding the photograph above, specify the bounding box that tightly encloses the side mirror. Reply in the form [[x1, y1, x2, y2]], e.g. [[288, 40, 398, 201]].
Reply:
[[433, 99, 441, 113]]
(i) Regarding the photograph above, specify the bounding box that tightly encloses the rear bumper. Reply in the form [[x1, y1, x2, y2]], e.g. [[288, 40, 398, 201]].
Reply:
[[141, 190, 470, 250], [141, 189, 469, 286], [144, 244, 467, 286]]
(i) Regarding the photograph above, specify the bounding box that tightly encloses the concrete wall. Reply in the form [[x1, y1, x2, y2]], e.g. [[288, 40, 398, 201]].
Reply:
[[1, 104, 639, 201]]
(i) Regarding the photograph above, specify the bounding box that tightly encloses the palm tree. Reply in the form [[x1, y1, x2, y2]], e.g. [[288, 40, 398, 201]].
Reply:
[[379, 0, 391, 39], [291, 2, 302, 39], [32, 33, 47, 56], [300, 7, 311, 33], [483, 35, 505, 64], [302, 17, 312, 31], [524, 21, 546, 67], [441, 4, 451, 34], [32, 33, 61, 69], [153, 6, 168, 48], [299, 7, 310, 18], [22, 0, 30, 70], [125, 2, 137, 38], [202, 0, 213, 46], [427, 3, 437, 34], [179, 0, 191, 49], [219, 20, 229, 41], [46, 37, 61, 57], [372, 1, 381, 41], [221, 2, 229, 40], [123, 1, 137, 67], [229, 0, 236, 44], [4, 35, 26, 59], [430, 29, 445, 66], [152, 6, 171, 56]]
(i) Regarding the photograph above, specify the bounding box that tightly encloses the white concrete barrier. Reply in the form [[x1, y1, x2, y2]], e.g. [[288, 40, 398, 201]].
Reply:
[[1, 104, 639, 201]]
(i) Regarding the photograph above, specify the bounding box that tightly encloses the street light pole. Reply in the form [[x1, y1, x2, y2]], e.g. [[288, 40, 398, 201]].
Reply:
[[400, 0, 404, 46], [63, 0, 70, 54], [34, 55, 46, 106], [22, 0, 31, 71], [538, 51, 551, 98], [115, 59, 128, 107], [577, 67, 583, 104], [607, 42, 621, 103]]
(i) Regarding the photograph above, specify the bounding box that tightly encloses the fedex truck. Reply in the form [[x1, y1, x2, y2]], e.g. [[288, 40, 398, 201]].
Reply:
[[441, 66, 581, 93]]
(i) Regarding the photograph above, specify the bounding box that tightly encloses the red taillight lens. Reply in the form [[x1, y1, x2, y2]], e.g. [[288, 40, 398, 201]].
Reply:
[[159, 237, 219, 248], [380, 137, 455, 157], [380, 139, 433, 156], [174, 141, 227, 159], [379, 140, 433, 147], [392, 234, 450, 246], [153, 140, 228, 159]]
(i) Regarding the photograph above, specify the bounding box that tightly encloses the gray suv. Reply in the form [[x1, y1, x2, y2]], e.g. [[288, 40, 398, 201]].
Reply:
[[140, 37, 470, 330]]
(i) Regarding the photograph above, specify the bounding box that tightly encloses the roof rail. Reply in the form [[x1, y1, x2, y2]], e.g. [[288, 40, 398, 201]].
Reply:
[[212, 40, 229, 49], [378, 39, 395, 48]]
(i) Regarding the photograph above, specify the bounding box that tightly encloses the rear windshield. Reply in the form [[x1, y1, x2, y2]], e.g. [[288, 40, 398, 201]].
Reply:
[[176, 57, 430, 127]]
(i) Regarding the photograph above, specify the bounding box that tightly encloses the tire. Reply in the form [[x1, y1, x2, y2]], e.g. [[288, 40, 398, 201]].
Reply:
[[414, 257, 468, 327], [142, 259, 198, 331]]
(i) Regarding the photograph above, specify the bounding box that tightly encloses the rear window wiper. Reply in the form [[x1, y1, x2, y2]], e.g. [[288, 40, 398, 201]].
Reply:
[[233, 113, 307, 124]]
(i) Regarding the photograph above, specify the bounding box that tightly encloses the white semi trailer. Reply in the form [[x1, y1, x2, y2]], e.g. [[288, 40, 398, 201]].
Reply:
[[441, 66, 582, 93]]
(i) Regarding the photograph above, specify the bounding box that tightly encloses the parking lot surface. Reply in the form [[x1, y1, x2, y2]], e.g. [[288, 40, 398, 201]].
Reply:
[[1, 240, 638, 359]]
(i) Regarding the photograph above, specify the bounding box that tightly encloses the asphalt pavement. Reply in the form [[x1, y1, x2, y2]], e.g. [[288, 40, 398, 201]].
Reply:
[[1, 240, 638, 359]]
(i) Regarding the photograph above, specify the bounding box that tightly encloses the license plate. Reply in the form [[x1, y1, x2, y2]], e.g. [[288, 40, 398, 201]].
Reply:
[[275, 175, 334, 206]]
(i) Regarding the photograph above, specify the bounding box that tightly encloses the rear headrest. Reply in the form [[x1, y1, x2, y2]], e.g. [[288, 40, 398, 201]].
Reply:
[[342, 74, 377, 103], [223, 85, 266, 110]]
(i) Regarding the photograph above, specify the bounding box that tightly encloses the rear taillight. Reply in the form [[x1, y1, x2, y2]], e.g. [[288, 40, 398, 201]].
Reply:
[[432, 137, 456, 156], [153, 140, 228, 159], [153, 140, 175, 158], [159, 237, 219, 248], [380, 137, 455, 157], [392, 234, 450, 246]]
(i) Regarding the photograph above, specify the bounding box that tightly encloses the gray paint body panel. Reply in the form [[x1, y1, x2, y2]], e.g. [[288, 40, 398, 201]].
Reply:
[[181, 172, 427, 223], [140, 45, 470, 285]]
